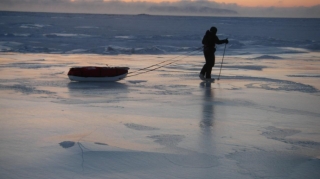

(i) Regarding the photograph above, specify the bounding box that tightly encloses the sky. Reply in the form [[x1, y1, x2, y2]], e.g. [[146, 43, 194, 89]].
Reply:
[[0, 0, 319, 18]]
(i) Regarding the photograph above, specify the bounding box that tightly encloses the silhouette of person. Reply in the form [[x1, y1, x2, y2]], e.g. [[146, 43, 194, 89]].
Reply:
[[200, 27, 228, 80]]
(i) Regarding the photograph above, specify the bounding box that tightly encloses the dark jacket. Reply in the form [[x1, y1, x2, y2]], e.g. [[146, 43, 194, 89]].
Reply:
[[202, 30, 226, 49]]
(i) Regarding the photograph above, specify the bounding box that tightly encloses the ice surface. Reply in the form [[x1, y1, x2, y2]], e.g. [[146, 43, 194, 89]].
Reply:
[[1, 11, 320, 55], [0, 52, 320, 179]]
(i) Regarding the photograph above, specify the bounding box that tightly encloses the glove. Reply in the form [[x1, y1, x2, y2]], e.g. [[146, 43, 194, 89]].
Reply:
[[225, 38, 229, 44]]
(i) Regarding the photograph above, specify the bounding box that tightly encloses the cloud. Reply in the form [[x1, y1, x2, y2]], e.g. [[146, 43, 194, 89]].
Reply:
[[148, 1, 238, 15], [235, 4, 320, 18], [0, 0, 319, 18], [148, 6, 237, 15]]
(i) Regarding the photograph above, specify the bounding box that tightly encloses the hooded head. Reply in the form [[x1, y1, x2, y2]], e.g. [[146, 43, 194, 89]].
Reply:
[[210, 27, 217, 34]]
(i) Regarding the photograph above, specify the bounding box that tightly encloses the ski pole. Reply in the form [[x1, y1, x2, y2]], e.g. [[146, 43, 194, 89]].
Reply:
[[218, 43, 227, 80]]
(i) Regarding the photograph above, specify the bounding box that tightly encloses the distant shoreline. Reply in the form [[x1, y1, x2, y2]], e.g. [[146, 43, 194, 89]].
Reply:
[[1, 10, 319, 19]]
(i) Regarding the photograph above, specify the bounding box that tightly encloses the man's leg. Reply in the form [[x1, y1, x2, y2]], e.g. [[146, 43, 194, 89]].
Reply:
[[204, 51, 215, 78]]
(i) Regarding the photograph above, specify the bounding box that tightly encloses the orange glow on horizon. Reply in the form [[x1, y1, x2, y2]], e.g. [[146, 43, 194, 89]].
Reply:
[[213, 0, 319, 7], [117, 0, 319, 7]]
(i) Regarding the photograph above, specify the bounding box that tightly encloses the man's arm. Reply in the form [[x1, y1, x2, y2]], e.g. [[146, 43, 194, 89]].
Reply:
[[215, 36, 228, 44]]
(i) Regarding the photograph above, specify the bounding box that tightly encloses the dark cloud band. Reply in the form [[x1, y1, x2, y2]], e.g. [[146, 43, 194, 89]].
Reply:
[[0, 0, 319, 18]]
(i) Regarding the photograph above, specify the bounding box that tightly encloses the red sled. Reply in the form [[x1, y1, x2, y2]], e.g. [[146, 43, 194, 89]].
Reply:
[[67, 66, 129, 82]]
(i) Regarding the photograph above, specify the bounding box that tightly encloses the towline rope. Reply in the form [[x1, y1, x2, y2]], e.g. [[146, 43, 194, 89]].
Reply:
[[125, 47, 203, 78]]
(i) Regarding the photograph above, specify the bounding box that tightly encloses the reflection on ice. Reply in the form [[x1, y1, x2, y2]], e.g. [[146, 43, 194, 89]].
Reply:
[[67, 81, 128, 91], [200, 82, 215, 128]]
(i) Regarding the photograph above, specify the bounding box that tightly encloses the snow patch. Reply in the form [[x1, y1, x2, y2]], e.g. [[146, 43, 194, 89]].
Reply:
[[225, 65, 267, 71], [59, 141, 75, 148], [105, 46, 166, 55], [0, 41, 22, 52], [148, 134, 185, 147], [261, 126, 320, 149], [125, 123, 159, 131], [127, 80, 147, 84], [0, 62, 67, 69], [0, 84, 56, 95], [253, 55, 283, 59], [222, 76, 319, 93], [115, 36, 135, 39], [75, 26, 98, 29], [20, 24, 50, 28], [287, 74, 320, 78], [44, 33, 92, 38], [65, 49, 87, 54]]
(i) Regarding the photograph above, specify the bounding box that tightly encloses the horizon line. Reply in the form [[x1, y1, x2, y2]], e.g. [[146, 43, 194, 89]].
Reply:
[[1, 10, 320, 19]]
